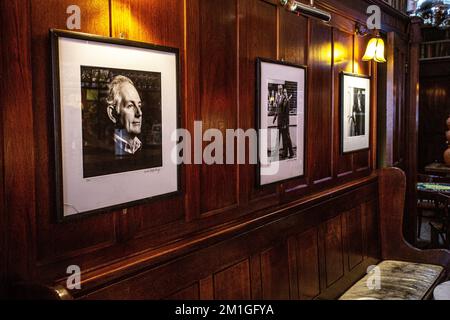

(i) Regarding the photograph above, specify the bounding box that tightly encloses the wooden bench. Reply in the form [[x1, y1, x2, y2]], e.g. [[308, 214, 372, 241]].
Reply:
[[339, 167, 450, 300]]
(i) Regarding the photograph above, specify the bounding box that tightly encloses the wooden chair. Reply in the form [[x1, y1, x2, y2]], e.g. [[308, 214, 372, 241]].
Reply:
[[429, 193, 450, 249], [417, 174, 450, 239]]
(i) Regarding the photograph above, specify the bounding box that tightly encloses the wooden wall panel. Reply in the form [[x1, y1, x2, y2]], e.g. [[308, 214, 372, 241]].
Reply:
[[214, 260, 251, 300], [404, 20, 420, 244], [364, 200, 380, 259], [80, 180, 379, 300], [260, 243, 290, 299], [353, 35, 371, 172], [199, 276, 214, 300], [296, 228, 320, 300], [131, 198, 185, 238], [0, 4, 5, 293], [279, 10, 308, 65], [278, 8, 309, 198], [111, 0, 183, 48], [249, 255, 263, 299], [185, 0, 202, 220], [287, 238, 299, 299], [355, 33, 374, 77], [333, 29, 354, 177], [352, 141, 370, 173], [30, 0, 117, 263], [167, 283, 200, 300], [239, 0, 278, 207], [0, 4, 6, 297], [318, 0, 409, 34], [392, 38, 408, 170], [199, 0, 238, 214], [345, 208, 363, 270], [110, 0, 186, 235], [2, 0, 36, 282], [0, 134, 4, 296], [308, 22, 333, 184], [322, 215, 344, 287]]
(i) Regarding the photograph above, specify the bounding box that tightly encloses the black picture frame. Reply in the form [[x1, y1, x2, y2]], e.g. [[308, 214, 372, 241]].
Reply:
[[340, 72, 371, 155], [256, 57, 307, 187], [50, 29, 182, 222]]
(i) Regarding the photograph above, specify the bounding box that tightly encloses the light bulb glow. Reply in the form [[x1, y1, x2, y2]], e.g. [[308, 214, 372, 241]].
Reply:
[[374, 38, 386, 63], [362, 37, 386, 63]]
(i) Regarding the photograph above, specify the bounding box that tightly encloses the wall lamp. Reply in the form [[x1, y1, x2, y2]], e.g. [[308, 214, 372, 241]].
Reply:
[[356, 24, 386, 63], [280, 0, 332, 22]]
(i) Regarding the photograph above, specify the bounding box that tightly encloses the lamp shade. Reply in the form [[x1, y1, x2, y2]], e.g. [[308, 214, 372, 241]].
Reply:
[[362, 37, 386, 63], [374, 38, 386, 63]]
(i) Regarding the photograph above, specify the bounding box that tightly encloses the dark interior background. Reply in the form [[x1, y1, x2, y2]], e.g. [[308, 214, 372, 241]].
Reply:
[[419, 59, 450, 171], [417, 26, 450, 172]]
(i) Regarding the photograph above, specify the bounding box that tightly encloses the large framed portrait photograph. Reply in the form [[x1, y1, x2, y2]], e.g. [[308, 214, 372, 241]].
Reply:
[[256, 58, 306, 186], [51, 29, 180, 220], [340, 72, 371, 154]]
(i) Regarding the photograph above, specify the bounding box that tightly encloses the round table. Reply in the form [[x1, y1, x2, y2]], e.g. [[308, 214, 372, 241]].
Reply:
[[434, 281, 450, 300]]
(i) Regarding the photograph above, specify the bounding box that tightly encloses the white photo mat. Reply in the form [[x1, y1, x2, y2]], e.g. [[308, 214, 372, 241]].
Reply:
[[258, 60, 306, 186], [54, 33, 179, 218], [341, 73, 371, 154]]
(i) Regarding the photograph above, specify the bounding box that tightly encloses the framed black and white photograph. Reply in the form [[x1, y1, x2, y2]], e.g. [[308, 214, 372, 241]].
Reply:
[[51, 29, 180, 220], [340, 72, 371, 154], [257, 58, 306, 186]]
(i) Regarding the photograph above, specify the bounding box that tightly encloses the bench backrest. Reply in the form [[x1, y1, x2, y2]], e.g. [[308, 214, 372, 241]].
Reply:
[[379, 167, 450, 268]]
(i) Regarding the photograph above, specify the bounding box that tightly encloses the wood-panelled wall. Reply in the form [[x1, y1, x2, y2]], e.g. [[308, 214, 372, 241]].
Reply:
[[0, 8, 5, 294], [83, 178, 380, 300], [1, 0, 410, 298], [1, 0, 37, 296]]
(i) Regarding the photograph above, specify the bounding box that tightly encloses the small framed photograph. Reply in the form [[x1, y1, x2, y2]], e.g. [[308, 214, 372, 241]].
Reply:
[[256, 58, 307, 186], [340, 72, 371, 154], [51, 29, 181, 221]]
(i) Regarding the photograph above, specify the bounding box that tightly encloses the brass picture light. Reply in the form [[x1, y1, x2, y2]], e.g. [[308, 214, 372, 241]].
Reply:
[[280, 0, 332, 22]]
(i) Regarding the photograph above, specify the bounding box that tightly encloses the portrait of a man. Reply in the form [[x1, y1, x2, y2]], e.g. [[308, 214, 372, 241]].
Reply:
[[340, 72, 370, 154], [273, 85, 294, 159], [258, 59, 305, 186], [267, 81, 298, 161], [349, 88, 366, 137], [80, 66, 163, 178], [106, 76, 143, 156]]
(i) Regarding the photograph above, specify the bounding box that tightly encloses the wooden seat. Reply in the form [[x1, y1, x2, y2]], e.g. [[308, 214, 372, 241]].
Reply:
[[337, 168, 450, 300], [417, 174, 450, 239], [340, 260, 444, 300], [322, 168, 450, 300]]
